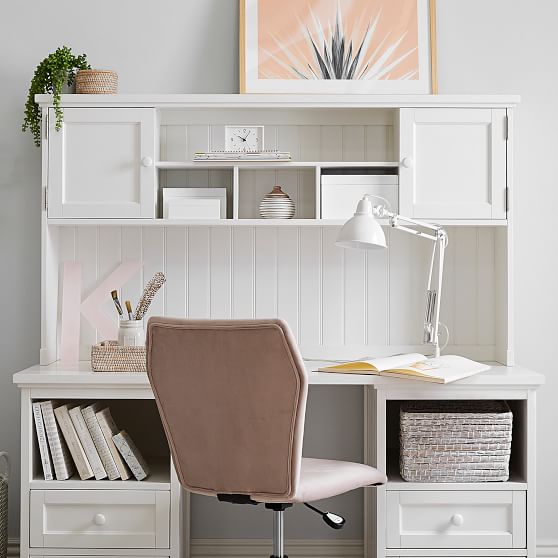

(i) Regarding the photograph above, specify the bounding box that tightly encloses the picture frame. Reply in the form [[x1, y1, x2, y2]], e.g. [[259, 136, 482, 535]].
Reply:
[[239, 0, 438, 95]]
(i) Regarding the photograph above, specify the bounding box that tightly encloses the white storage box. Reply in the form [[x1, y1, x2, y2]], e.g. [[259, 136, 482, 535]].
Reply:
[[321, 173, 398, 219], [163, 188, 227, 219]]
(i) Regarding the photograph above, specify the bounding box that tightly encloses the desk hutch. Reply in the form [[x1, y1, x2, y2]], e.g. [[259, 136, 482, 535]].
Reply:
[[14, 94, 543, 558]]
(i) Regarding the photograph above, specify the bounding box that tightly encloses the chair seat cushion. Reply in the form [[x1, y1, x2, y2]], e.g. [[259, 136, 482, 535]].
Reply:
[[256, 457, 387, 503]]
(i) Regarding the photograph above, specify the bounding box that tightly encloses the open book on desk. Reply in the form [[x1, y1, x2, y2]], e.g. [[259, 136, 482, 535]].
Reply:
[[317, 354, 490, 384]]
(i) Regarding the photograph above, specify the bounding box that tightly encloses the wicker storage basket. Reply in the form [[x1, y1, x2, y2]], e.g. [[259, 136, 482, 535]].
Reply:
[[91, 341, 146, 372], [75, 69, 118, 94], [0, 452, 9, 558], [400, 400, 512, 482]]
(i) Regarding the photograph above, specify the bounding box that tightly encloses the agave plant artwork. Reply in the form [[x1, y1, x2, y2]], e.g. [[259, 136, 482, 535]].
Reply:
[[260, 2, 419, 82]]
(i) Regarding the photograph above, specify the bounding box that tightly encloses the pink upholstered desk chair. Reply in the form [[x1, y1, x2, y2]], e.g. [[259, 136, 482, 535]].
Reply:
[[146, 318, 386, 558]]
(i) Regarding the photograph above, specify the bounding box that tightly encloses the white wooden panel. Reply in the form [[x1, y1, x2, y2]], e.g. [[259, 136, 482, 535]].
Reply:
[[297, 169, 316, 219], [453, 228, 478, 346], [165, 228, 187, 318], [320, 126, 343, 161], [366, 229, 389, 346], [343, 126, 365, 161], [187, 228, 210, 318], [232, 227, 255, 318], [186, 125, 210, 159], [386, 490, 525, 549], [299, 228, 321, 346], [321, 228, 344, 346], [277, 228, 299, 340], [30, 490, 170, 549], [142, 227, 166, 321], [366, 125, 393, 161], [76, 227, 98, 357], [57, 225, 499, 358], [210, 227, 232, 318], [254, 228, 277, 317], [121, 226, 144, 323], [161, 125, 188, 161], [478, 227, 496, 345], [299, 126, 320, 161], [344, 248, 366, 345], [277, 126, 300, 159]]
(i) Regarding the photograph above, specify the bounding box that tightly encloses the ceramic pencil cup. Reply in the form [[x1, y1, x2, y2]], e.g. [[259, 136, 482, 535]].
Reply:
[[118, 320, 145, 347]]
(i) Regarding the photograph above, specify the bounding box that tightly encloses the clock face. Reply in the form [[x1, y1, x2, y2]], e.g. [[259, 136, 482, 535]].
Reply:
[[225, 126, 263, 152]]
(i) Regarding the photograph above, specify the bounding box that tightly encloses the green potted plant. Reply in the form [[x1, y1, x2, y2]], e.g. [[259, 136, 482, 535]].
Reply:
[[22, 46, 89, 147]]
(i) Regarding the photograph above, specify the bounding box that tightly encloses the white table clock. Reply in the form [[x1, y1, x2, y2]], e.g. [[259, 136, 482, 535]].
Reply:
[[225, 125, 264, 151]]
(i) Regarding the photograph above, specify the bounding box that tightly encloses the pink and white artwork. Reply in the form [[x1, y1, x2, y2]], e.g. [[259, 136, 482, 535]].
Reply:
[[241, 0, 435, 94]]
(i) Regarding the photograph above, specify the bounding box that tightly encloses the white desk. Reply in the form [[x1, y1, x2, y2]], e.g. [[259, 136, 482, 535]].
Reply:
[[14, 362, 544, 558]]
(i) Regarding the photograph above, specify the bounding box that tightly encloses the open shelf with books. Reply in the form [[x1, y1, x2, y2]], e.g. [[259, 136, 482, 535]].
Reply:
[[29, 398, 171, 487]]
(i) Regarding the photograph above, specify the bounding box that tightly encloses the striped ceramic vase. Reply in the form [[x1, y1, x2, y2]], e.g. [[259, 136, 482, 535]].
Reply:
[[259, 186, 295, 219]]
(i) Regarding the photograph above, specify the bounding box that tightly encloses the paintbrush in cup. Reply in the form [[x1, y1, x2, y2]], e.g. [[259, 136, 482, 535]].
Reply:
[[111, 290, 124, 317], [125, 300, 133, 320]]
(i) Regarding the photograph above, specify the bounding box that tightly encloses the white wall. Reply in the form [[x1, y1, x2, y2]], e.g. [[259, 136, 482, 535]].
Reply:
[[1, 0, 556, 547]]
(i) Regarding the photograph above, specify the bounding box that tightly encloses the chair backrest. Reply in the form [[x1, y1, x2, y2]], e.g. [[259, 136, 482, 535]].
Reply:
[[146, 318, 308, 502]]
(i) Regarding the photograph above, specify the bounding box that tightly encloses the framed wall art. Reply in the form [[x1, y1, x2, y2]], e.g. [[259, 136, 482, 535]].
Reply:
[[239, 0, 437, 94]]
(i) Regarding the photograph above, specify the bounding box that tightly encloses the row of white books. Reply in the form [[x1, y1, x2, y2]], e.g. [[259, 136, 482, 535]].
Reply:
[[33, 401, 150, 481]]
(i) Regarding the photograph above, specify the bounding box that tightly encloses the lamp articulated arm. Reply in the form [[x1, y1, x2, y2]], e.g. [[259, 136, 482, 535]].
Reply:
[[373, 203, 449, 358]]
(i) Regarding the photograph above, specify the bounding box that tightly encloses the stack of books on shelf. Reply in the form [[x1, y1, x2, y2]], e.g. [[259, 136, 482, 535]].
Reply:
[[32, 401, 150, 481], [193, 150, 291, 162]]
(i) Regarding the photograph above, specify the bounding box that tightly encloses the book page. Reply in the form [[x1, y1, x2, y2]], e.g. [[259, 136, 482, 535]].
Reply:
[[382, 355, 490, 383], [318, 353, 426, 373]]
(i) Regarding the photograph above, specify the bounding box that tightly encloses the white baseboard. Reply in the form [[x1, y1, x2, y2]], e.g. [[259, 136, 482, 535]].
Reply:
[[537, 539, 558, 557], [6, 537, 558, 558], [190, 538, 363, 557]]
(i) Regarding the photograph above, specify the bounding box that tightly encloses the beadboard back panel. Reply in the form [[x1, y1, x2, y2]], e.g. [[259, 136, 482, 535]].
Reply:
[[159, 108, 396, 163], [55, 225, 502, 361]]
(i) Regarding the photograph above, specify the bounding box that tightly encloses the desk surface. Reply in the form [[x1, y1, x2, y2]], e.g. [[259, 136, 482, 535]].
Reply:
[[13, 360, 545, 388]]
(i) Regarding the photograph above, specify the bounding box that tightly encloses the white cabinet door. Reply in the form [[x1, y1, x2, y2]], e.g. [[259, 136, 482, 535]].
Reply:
[[399, 108, 507, 219], [48, 108, 157, 218]]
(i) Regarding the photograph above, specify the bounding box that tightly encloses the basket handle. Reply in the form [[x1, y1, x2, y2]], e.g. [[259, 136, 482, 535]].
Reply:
[[0, 452, 9, 481]]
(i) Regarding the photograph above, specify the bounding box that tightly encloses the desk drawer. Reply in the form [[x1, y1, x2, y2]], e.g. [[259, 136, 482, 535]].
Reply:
[[386, 491, 526, 548], [30, 490, 170, 549]]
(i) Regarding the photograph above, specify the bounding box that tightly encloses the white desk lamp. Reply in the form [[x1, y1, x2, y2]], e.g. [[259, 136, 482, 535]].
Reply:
[[336, 195, 449, 358]]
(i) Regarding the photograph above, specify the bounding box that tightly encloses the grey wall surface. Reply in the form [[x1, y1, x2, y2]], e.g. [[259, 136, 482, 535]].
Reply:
[[1, 0, 556, 544]]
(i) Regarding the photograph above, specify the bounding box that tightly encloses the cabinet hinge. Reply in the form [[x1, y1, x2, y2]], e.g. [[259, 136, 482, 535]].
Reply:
[[44, 187, 48, 212], [504, 114, 509, 141]]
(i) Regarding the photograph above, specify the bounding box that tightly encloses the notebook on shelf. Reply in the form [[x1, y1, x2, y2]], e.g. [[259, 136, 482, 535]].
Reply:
[[317, 354, 490, 384]]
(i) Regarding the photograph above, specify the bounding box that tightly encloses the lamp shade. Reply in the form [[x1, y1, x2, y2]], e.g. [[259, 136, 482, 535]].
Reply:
[[335, 196, 387, 250]]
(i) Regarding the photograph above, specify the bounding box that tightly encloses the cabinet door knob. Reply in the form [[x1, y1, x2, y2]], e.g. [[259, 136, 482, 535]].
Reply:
[[142, 156, 153, 168], [93, 513, 106, 526], [401, 157, 413, 168], [451, 513, 464, 526]]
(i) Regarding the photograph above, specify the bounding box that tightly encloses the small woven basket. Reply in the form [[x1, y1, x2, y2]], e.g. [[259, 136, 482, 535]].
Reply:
[[0, 452, 9, 558], [75, 69, 118, 94], [400, 401, 512, 482], [91, 341, 146, 372]]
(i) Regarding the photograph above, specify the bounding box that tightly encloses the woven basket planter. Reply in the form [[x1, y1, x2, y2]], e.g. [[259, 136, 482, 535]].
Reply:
[[91, 340, 146, 372], [0, 453, 8, 558], [76, 69, 118, 94], [400, 400, 512, 482]]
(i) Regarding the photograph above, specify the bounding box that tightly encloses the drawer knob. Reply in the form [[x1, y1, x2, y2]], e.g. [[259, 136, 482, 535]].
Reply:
[[451, 513, 464, 526], [401, 156, 413, 168], [93, 513, 106, 526], [142, 156, 154, 168]]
